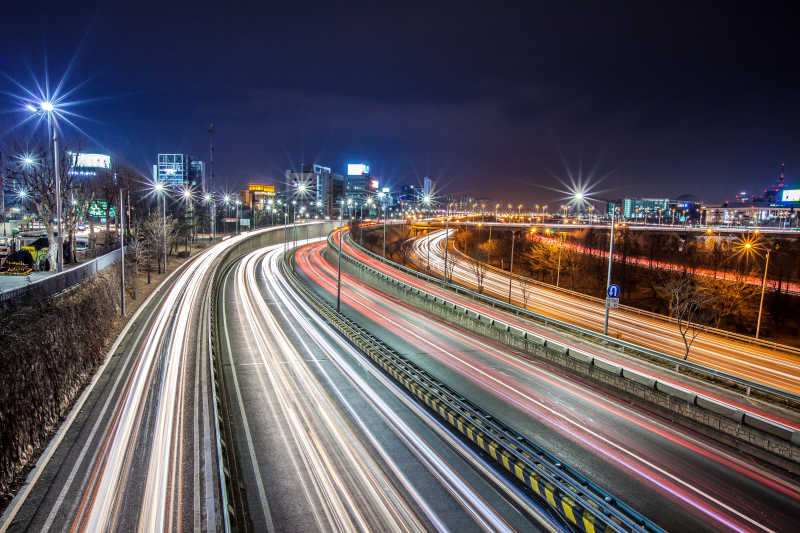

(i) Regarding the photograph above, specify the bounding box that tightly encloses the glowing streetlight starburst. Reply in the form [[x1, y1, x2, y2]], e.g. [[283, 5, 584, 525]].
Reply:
[[539, 157, 614, 212], [2, 59, 101, 143], [733, 233, 764, 262]]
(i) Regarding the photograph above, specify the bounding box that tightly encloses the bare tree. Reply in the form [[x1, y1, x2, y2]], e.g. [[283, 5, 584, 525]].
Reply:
[[519, 277, 531, 308], [698, 278, 759, 330], [662, 274, 713, 359], [445, 253, 459, 284], [469, 256, 487, 294], [5, 142, 76, 271]]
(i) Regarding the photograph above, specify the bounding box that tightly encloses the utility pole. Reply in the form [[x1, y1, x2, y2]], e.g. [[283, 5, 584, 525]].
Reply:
[[209, 123, 216, 241], [604, 209, 616, 335], [756, 249, 771, 339], [119, 188, 126, 317], [508, 231, 515, 303]]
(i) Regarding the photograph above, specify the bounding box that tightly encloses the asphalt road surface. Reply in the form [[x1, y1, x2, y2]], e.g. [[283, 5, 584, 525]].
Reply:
[[217, 241, 555, 532], [412, 229, 800, 396], [303, 236, 800, 532]]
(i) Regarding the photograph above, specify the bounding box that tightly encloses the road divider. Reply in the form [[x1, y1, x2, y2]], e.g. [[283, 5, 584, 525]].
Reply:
[[351, 229, 800, 407], [207, 223, 338, 530], [286, 245, 664, 533], [329, 232, 800, 474]]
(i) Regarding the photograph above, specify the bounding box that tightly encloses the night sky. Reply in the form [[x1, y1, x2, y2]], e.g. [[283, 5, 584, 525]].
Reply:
[[1, 2, 797, 204]]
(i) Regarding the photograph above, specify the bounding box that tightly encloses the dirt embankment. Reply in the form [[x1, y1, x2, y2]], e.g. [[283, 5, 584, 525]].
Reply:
[[0, 269, 121, 503]]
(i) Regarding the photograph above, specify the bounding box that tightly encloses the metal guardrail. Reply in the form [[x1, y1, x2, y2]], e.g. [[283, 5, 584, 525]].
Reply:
[[282, 245, 663, 533], [341, 232, 800, 406], [441, 233, 800, 356], [0, 247, 123, 304]]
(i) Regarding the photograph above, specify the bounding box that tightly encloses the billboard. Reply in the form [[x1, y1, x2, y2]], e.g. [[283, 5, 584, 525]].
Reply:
[[369, 179, 379, 190], [347, 163, 369, 176], [73, 153, 111, 169], [248, 184, 275, 193], [781, 189, 800, 202]]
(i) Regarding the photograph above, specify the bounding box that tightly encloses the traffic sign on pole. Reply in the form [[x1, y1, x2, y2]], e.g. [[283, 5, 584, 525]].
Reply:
[[607, 284, 620, 298], [606, 297, 619, 309]]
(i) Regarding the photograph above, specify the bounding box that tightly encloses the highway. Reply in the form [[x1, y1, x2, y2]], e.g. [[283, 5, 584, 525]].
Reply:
[[412, 229, 800, 396], [217, 241, 553, 532], [338, 232, 800, 431], [0, 230, 276, 533], [300, 236, 800, 532]]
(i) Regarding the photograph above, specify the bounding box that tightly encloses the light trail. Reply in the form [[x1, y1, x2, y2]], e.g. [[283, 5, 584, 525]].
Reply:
[[395, 229, 800, 415], [219, 242, 551, 531], [297, 238, 800, 532], [419, 229, 800, 391]]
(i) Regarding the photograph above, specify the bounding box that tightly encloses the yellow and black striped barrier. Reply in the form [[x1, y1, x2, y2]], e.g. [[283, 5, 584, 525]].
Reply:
[[283, 249, 662, 533]]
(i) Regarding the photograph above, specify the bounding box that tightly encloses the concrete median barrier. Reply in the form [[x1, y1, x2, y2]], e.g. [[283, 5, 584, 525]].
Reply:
[[329, 236, 800, 473]]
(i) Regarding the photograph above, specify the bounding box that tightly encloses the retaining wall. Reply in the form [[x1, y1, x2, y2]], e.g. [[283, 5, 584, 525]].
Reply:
[[327, 244, 800, 474]]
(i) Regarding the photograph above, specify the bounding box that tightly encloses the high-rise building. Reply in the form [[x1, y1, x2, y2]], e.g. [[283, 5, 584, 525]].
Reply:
[[155, 153, 187, 187], [345, 163, 378, 205], [423, 176, 433, 198], [285, 163, 343, 217], [154, 153, 204, 189], [239, 184, 276, 211], [190, 160, 205, 191]]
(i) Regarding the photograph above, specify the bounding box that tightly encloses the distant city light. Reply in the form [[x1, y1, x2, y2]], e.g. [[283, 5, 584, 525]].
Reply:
[[39, 101, 55, 112], [347, 163, 369, 176]]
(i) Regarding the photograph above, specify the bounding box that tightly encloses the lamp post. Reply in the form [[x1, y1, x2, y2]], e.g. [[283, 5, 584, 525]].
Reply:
[[604, 208, 617, 335], [28, 101, 63, 271], [423, 195, 432, 272], [444, 204, 451, 283], [119, 188, 126, 316], [556, 232, 564, 288], [508, 230, 516, 303], [183, 188, 192, 254], [154, 182, 167, 274], [337, 199, 344, 312], [378, 191, 387, 259], [236, 200, 241, 234], [756, 249, 771, 339]]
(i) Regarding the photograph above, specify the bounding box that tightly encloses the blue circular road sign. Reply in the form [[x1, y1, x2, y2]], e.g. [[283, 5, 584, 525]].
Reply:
[[607, 284, 620, 298]]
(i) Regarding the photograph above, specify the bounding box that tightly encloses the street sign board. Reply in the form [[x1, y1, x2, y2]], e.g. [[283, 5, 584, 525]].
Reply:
[[606, 297, 619, 309], [607, 284, 620, 298], [222, 217, 237, 223], [240, 219, 251, 227]]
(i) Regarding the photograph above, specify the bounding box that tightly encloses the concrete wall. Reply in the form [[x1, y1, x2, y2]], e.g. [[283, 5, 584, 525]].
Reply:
[[328, 244, 800, 474]]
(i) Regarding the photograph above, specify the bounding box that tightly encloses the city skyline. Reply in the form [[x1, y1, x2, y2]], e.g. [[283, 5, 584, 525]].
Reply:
[[2, 4, 797, 204]]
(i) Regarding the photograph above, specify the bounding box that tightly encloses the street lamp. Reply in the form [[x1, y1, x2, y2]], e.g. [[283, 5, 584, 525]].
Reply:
[[154, 182, 167, 273], [378, 191, 387, 258], [508, 230, 516, 303], [235, 199, 241, 234], [337, 199, 344, 312], [29, 101, 63, 271], [756, 249, 771, 339], [604, 207, 618, 335]]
